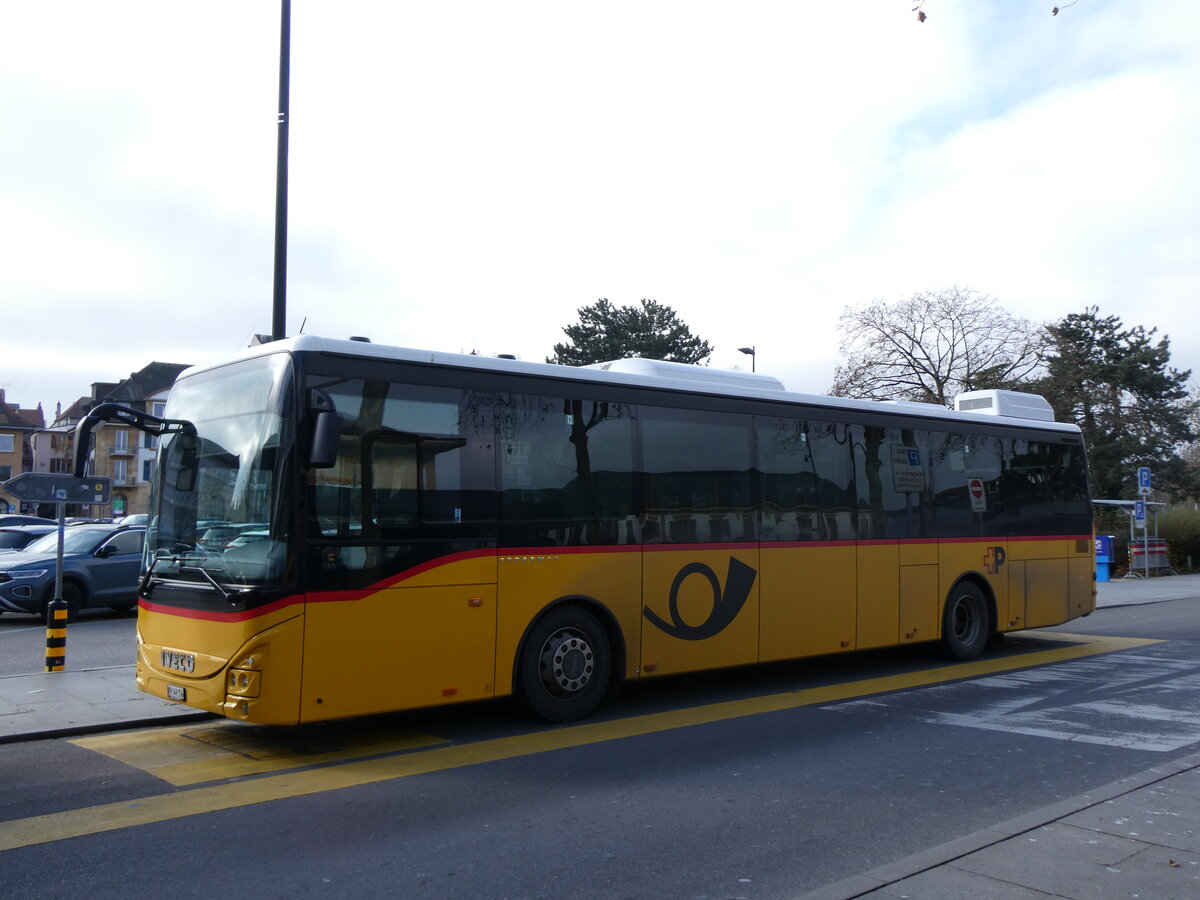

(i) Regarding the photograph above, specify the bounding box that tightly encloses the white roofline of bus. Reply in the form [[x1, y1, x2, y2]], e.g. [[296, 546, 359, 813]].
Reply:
[[178, 335, 1082, 434]]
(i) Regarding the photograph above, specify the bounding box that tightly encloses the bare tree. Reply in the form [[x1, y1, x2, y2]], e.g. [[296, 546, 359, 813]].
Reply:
[[911, 1, 1079, 23], [830, 287, 1047, 406]]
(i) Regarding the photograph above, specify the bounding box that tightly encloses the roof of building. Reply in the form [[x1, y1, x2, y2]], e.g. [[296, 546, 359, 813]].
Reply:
[[0, 389, 44, 431], [100, 362, 191, 408]]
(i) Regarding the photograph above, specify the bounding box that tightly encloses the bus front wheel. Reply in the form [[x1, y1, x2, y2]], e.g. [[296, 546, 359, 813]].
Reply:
[[518, 606, 612, 723], [942, 582, 990, 661]]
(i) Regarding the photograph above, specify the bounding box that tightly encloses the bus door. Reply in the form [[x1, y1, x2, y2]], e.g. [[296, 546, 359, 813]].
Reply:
[[639, 408, 759, 676], [855, 426, 938, 649], [930, 430, 1008, 633], [303, 379, 498, 720]]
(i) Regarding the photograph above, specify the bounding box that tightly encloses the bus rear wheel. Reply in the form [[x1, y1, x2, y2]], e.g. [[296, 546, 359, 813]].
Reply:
[[518, 606, 611, 723], [942, 582, 990, 660]]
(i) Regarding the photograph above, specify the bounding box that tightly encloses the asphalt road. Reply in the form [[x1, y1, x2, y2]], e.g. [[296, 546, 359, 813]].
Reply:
[[1, 600, 1198, 899], [0, 607, 137, 676]]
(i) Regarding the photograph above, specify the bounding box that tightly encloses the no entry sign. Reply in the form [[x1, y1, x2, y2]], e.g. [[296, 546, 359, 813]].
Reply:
[[967, 476, 986, 512]]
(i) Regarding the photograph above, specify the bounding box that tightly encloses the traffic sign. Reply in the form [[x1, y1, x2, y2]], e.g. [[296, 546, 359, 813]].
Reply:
[[967, 476, 986, 512], [1, 473, 111, 504], [1137, 466, 1152, 496], [1134, 499, 1147, 529]]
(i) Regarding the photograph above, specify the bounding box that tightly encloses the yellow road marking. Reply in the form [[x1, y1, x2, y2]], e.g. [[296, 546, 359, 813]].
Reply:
[[70, 724, 449, 786], [0, 632, 1158, 852]]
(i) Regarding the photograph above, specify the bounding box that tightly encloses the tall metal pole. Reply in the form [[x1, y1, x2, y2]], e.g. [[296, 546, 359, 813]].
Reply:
[[271, 0, 291, 341]]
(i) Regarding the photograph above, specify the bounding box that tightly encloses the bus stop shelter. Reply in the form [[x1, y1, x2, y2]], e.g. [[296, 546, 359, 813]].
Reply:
[[1092, 499, 1176, 579]]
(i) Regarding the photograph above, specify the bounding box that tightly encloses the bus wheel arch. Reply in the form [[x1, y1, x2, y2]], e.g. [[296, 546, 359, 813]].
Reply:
[[941, 577, 994, 661], [514, 598, 623, 722]]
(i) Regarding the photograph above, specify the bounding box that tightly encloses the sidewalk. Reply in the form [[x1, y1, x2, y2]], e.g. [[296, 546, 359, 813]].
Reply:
[[0, 664, 207, 744], [1, 575, 1198, 898], [804, 747, 1200, 898]]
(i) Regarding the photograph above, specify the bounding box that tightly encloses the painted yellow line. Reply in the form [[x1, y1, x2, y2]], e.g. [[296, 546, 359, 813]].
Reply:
[[71, 724, 449, 787], [0, 632, 1157, 852]]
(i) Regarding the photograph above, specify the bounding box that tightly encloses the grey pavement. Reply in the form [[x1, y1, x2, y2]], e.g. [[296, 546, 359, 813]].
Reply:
[[1, 575, 1198, 898]]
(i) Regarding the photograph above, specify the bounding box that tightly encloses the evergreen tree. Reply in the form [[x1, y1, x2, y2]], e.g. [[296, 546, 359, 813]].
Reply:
[[548, 299, 713, 366], [1032, 307, 1198, 500]]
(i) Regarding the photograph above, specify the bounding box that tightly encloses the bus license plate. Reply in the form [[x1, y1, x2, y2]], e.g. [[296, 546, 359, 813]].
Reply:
[[167, 685, 186, 702]]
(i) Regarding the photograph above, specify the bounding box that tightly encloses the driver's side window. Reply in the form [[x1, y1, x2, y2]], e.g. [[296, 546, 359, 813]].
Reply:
[[106, 531, 144, 555]]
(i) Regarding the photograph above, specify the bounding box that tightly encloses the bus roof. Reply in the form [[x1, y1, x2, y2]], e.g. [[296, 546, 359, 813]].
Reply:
[[182, 335, 1081, 435]]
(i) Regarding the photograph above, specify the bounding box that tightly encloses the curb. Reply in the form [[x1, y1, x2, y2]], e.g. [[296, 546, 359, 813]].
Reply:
[[0, 711, 215, 746]]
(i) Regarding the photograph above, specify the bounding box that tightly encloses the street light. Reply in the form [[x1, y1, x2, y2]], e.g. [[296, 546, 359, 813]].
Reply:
[[738, 346, 756, 373]]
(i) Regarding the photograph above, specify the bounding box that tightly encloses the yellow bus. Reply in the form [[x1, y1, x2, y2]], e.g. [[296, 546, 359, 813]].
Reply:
[[76, 336, 1094, 724]]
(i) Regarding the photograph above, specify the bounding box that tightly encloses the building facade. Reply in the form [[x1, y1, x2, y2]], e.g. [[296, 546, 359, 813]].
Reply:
[[0, 390, 45, 515]]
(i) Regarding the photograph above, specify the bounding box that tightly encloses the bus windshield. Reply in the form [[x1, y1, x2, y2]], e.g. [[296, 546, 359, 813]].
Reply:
[[146, 353, 295, 591]]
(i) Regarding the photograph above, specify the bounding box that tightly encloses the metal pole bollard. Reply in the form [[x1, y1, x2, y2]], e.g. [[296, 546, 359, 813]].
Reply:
[[45, 502, 69, 672], [45, 597, 68, 672]]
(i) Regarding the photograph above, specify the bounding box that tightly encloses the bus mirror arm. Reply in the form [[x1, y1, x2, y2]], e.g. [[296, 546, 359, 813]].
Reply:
[[72, 403, 196, 478]]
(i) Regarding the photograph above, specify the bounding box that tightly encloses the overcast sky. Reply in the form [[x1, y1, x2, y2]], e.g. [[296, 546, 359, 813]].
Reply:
[[2, 1, 1197, 417]]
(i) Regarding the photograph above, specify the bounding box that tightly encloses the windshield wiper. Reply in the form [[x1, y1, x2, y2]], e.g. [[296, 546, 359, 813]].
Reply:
[[141, 550, 256, 607], [179, 562, 236, 604]]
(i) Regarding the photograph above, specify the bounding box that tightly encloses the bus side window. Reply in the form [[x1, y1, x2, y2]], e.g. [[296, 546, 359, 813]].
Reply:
[[854, 426, 931, 540], [497, 394, 636, 547], [755, 417, 854, 541], [641, 407, 754, 543]]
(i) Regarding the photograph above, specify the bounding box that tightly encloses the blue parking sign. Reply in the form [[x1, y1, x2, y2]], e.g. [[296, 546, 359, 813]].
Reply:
[[1134, 499, 1147, 528], [1137, 466, 1152, 496]]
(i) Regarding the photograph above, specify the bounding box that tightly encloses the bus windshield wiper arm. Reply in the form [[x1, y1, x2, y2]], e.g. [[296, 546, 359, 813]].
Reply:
[[179, 562, 237, 605]]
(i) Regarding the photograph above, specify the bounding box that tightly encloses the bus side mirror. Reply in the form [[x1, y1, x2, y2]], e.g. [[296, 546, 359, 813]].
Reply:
[[173, 433, 198, 492], [309, 411, 340, 469]]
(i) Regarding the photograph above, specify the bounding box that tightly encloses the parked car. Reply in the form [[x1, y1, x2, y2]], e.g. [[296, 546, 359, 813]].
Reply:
[[0, 524, 146, 622], [0, 514, 56, 527], [224, 529, 270, 551], [0, 524, 58, 553], [198, 522, 267, 552], [116, 513, 149, 526]]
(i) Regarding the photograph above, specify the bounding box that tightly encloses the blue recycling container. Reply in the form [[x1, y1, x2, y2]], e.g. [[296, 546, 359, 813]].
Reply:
[[1094, 534, 1115, 582]]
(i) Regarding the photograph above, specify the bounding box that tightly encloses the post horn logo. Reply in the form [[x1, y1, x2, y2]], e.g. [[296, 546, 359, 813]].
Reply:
[[644, 557, 758, 640]]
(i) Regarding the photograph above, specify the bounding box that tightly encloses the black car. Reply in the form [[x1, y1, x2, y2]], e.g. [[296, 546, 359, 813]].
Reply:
[[0, 524, 58, 552], [0, 514, 57, 527]]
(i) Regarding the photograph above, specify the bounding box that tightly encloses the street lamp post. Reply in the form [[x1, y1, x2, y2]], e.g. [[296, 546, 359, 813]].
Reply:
[[271, 0, 291, 342], [738, 346, 756, 373]]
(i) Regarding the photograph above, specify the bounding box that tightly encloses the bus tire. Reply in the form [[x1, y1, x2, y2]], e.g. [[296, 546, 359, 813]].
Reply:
[[518, 605, 612, 723], [942, 581, 990, 661]]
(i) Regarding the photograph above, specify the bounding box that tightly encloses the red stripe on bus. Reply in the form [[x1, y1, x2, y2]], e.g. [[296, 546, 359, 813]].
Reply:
[[140, 533, 1092, 622], [139, 594, 305, 622]]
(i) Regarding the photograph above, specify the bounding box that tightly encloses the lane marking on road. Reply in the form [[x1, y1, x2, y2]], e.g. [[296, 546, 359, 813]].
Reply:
[[0, 632, 1157, 851], [829, 642, 1200, 752], [70, 723, 449, 786]]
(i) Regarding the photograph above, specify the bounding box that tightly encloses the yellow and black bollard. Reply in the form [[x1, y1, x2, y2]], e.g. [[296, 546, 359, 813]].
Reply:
[[44, 598, 68, 672]]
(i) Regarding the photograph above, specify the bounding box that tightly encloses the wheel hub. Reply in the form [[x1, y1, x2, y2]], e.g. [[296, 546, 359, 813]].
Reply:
[[540, 628, 595, 695]]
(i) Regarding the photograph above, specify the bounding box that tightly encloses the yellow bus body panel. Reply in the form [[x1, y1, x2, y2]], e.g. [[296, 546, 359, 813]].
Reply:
[[856, 543, 899, 650], [299, 554, 497, 722], [899, 563, 939, 644], [759, 544, 856, 661], [301, 583, 498, 721]]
